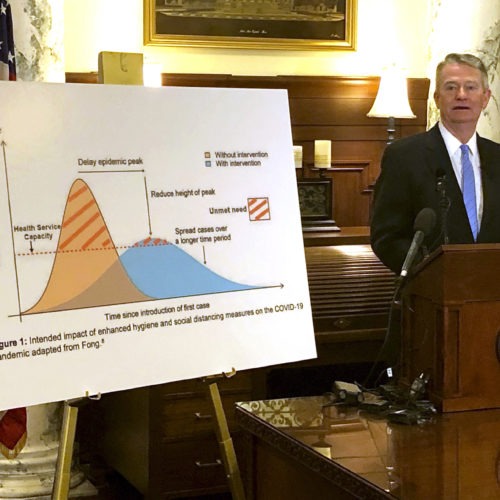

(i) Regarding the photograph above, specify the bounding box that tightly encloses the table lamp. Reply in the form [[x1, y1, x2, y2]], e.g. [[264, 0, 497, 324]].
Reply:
[[367, 66, 416, 144]]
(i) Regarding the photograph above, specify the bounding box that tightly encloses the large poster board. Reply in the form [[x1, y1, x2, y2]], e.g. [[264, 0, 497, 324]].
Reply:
[[0, 81, 316, 410]]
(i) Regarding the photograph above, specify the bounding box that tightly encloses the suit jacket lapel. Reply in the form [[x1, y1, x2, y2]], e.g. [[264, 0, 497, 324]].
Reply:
[[477, 136, 498, 238], [424, 124, 461, 198]]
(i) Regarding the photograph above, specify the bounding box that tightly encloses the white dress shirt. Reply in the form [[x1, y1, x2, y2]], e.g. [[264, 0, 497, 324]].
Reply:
[[438, 121, 483, 226]]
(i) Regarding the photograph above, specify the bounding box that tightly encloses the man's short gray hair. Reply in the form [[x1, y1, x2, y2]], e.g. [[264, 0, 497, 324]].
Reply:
[[436, 53, 489, 89]]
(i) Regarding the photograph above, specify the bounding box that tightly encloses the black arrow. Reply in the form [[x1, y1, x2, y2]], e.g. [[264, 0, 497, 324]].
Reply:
[[143, 176, 152, 236], [78, 169, 145, 174], [15, 283, 288, 317], [2, 137, 23, 322]]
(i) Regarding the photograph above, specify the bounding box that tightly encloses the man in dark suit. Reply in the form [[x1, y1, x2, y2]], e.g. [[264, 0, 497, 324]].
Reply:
[[371, 53, 500, 274]]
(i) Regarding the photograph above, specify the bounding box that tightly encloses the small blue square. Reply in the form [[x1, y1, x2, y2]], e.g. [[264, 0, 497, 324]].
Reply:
[[205, 161, 212, 167]]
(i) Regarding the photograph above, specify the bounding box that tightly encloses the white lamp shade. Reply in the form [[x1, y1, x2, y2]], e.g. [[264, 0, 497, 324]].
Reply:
[[367, 67, 416, 119]]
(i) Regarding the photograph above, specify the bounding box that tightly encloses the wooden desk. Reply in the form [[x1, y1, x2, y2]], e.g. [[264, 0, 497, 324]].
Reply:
[[236, 396, 500, 499]]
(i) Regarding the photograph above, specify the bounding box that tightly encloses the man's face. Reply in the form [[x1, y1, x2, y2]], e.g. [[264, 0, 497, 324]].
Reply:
[[434, 63, 491, 130]]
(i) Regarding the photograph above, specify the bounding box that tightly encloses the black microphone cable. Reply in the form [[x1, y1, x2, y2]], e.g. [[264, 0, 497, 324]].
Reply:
[[363, 208, 437, 389], [362, 284, 402, 389], [435, 168, 450, 245]]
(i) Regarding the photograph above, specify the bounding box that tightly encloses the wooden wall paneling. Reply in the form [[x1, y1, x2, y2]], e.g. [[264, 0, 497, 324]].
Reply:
[[283, 76, 428, 226], [293, 124, 390, 142], [289, 98, 375, 125], [330, 162, 371, 227]]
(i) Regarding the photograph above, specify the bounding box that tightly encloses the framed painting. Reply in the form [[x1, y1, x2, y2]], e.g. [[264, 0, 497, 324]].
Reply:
[[144, 0, 357, 50]]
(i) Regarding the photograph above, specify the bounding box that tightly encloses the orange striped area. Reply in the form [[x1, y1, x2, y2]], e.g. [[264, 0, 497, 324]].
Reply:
[[59, 211, 100, 250], [67, 184, 87, 201], [62, 199, 94, 226], [24, 179, 126, 314], [248, 197, 271, 221], [248, 198, 266, 214], [133, 238, 169, 247], [82, 225, 107, 250], [58, 182, 112, 252], [255, 208, 270, 220]]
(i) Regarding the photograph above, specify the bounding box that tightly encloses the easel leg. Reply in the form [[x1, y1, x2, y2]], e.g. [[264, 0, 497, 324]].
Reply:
[[207, 382, 246, 500], [51, 400, 80, 500]]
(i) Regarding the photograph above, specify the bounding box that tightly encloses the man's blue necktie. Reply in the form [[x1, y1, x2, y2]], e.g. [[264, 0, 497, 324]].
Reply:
[[460, 144, 478, 240]]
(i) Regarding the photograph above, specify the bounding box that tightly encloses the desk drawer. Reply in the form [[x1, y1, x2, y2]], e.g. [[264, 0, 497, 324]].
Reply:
[[151, 436, 227, 494], [155, 391, 250, 440]]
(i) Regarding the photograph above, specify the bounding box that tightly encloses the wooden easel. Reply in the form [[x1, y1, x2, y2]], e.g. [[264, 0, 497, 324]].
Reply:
[[202, 369, 246, 500], [51, 374, 246, 500], [51, 393, 100, 500]]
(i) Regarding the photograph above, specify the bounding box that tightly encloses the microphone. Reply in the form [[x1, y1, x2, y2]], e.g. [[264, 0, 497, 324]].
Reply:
[[436, 168, 450, 244], [399, 208, 437, 279]]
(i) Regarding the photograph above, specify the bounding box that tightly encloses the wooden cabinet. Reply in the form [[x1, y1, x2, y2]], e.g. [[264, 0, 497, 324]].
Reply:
[[101, 372, 252, 499]]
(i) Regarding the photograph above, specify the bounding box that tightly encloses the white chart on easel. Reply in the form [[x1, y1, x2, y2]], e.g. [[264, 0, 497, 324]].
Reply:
[[0, 81, 316, 410]]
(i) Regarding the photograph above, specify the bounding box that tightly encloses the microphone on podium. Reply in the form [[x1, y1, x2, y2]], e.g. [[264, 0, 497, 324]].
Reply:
[[399, 208, 437, 280]]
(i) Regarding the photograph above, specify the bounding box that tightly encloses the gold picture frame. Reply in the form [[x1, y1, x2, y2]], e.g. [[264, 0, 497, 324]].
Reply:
[[144, 0, 357, 51]]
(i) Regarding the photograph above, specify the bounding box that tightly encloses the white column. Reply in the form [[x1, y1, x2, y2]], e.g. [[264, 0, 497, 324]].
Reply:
[[10, 0, 65, 82], [427, 0, 500, 142], [0, 404, 86, 498]]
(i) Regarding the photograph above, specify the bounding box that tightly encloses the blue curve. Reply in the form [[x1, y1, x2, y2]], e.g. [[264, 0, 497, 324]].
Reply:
[[119, 239, 255, 298]]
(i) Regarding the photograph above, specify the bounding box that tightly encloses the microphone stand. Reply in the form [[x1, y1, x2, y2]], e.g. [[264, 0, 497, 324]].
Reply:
[[364, 208, 436, 388], [363, 283, 402, 388], [364, 263, 422, 389]]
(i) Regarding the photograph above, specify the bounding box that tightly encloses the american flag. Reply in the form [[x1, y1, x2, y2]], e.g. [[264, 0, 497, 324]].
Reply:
[[0, 408, 27, 459], [0, 0, 16, 81]]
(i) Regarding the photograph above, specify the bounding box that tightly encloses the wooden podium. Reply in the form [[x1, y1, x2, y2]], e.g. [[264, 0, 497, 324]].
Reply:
[[401, 244, 500, 412]]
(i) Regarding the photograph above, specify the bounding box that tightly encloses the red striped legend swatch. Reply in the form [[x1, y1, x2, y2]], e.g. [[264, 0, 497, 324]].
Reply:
[[248, 197, 271, 221]]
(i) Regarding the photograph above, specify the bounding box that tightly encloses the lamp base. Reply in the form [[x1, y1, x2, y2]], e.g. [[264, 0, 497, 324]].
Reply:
[[387, 116, 396, 144]]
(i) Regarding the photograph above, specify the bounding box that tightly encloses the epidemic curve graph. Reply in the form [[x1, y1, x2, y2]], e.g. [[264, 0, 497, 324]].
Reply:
[[24, 179, 255, 315]]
